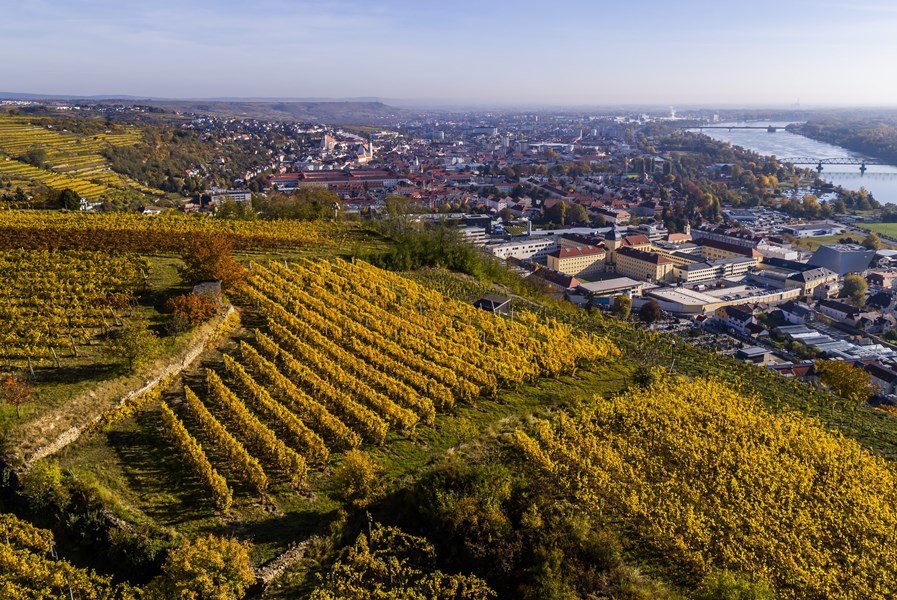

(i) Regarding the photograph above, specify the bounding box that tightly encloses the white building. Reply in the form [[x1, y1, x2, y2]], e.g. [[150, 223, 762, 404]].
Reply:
[[489, 237, 558, 260]]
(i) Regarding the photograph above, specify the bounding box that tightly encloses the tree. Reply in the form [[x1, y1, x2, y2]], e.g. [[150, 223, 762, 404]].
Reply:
[[165, 294, 218, 333], [310, 524, 495, 599], [0, 372, 34, 418], [179, 234, 245, 291], [100, 187, 144, 212], [216, 199, 257, 220], [108, 326, 162, 373], [567, 202, 588, 225], [254, 187, 341, 220], [862, 231, 882, 251], [639, 299, 662, 324], [58, 188, 81, 210], [19, 146, 48, 168], [147, 535, 254, 600], [842, 274, 868, 306], [544, 201, 567, 225], [815, 359, 875, 404], [611, 294, 632, 319], [331, 449, 385, 508]]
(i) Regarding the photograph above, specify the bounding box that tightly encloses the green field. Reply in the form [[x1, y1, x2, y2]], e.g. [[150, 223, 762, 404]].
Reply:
[[860, 222, 897, 239]]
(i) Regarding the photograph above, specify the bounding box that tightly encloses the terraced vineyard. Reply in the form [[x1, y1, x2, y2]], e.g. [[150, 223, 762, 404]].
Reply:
[[0, 210, 347, 251], [160, 259, 618, 509], [0, 115, 163, 199]]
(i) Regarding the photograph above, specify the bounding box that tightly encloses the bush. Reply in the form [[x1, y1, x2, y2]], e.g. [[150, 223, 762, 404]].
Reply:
[[165, 294, 217, 332], [147, 534, 254, 600], [694, 571, 776, 600], [330, 450, 384, 508], [106, 326, 162, 373]]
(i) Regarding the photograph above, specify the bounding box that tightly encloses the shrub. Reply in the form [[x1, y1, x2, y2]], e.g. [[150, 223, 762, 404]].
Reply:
[[165, 294, 217, 332]]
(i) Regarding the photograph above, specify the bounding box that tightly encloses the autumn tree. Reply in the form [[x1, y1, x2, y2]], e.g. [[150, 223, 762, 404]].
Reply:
[[862, 231, 883, 251], [1, 372, 34, 418], [815, 359, 875, 404], [842, 274, 868, 306], [331, 449, 385, 508], [147, 534, 254, 600], [178, 234, 245, 291], [611, 294, 632, 319], [165, 294, 218, 333]]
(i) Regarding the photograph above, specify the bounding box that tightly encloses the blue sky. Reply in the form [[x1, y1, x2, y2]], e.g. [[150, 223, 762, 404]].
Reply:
[[2, 0, 896, 106]]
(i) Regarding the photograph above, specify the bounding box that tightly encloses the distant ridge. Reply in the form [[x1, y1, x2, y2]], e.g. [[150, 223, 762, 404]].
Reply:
[[0, 92, 155, 101], [0, 91, 406, 104], [0, 93, 409, 124]]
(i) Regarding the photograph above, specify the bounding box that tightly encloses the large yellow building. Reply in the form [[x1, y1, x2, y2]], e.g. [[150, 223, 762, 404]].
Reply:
[[698, 238, 762, 266], [615, 246, 674, 283], [547, 245, 607, 277]]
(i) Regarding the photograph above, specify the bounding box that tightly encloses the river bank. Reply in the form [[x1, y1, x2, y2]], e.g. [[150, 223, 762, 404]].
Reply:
[[694, 122, 897, 205]]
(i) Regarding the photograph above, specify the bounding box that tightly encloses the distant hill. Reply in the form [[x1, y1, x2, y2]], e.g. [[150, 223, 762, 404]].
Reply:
[[136, 100, 407, 124], [0, 92, 408, 124], [0, 92, 153, 101]]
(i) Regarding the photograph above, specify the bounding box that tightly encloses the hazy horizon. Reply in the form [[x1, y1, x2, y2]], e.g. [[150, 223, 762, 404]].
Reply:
[[4, 0, 897, 107]]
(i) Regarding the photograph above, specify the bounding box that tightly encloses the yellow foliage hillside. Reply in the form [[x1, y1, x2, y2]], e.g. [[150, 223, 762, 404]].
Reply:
[[516, 377, 897, 599]]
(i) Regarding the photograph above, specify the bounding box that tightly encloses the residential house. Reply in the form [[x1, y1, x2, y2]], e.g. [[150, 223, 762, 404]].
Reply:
[[816, 299, 859, 322], [776, 301, 815, 324], [865, 362, 897, 395]]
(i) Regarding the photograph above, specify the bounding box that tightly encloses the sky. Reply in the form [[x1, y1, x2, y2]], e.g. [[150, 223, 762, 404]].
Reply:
[[2, 0, 897, 107]]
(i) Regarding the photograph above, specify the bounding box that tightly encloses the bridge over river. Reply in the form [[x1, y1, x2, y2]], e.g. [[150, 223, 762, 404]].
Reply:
[[778, 157, 886, 174], [697, 125, 787, 132]]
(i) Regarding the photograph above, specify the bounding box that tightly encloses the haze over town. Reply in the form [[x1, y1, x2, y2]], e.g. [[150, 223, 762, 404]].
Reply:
[[3, 0, 897, 107]]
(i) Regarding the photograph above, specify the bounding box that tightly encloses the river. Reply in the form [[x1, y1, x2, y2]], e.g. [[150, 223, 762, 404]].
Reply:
[[692, 122, 897, 205]]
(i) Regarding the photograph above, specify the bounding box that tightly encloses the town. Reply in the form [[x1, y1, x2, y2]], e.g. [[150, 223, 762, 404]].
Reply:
[[80, 103, 895, 403]]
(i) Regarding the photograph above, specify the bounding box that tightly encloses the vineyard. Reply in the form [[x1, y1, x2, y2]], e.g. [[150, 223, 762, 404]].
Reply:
[[8, 227, 896, 597], [0, 210, 347, 252], [515, 377, 897, 599], [0, 115, 162, 199], [0, 249, 148, 361], [155, 258, 618, 510], [0, 511, 133, 598]]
